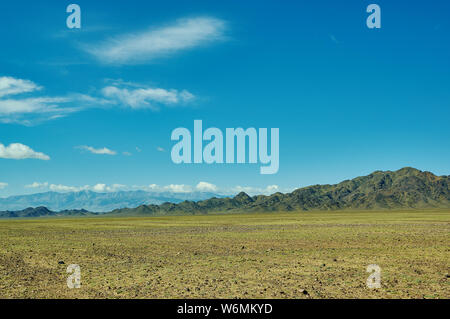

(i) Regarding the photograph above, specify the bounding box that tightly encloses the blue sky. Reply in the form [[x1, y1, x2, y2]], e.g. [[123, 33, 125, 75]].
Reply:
[[0, 0, 449, 197]]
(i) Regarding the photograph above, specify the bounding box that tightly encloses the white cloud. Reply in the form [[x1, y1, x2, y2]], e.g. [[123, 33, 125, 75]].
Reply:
[[92, 183, 126, 192], [49, 184, 88, 192], [265, 185, 280, 193], [83, 17, 227, 64], [70, 93, 111, 106], [0, 143, 50, 160], [230, 185, 280, 196], [131, 184, 158, 191], [21, 181, 285, 196], [163, 184, 193, 193], [0, 76, 195, 125], [77, 145, 117, 155], [101, 85, 194, 109], [122, 151, 132, 156], [91, 183, 106, 192], [0, 76, 81, 125], [156, 146, 165, 152], [109, 184, 127, 191], [196, 181, 218, 192], [25, 182, 49, 189], [133, 183, 280, 195], [0, 76, 42, 98], [0, 97, 52, 114], [39, 183, 126, 193], [231, 185, 257, 194], [0, 182, 8, 189], [0, 97, 76, 123]]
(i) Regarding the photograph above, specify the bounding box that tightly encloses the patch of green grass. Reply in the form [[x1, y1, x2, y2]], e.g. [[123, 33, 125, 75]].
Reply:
[[0, 210, 448, 299]]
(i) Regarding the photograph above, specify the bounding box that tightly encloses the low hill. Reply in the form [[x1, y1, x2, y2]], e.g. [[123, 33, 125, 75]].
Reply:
[[0, 207, 94, 218]]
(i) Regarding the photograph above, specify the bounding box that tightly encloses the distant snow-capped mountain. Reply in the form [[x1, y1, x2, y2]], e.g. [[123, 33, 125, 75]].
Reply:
[[0, 190, 225, 212]]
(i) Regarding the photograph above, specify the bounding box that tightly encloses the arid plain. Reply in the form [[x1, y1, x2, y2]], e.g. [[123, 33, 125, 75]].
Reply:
[[0, 210, 448, 299]]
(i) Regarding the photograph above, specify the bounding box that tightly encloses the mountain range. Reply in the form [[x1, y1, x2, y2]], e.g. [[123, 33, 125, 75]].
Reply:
[[0, 190, 222, 212], [110, 167, 450, 215], [1, 167, 449, 218]]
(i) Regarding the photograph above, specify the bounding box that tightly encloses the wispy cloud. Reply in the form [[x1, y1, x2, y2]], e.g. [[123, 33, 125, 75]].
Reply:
[[0, 76, 82, 125], [0, 97, 78, 125], [0, 76, 196, 125], [83, 17, 227, 64], [329, 34, 341, 44], [101, 83, 195, 110], [156, 146, 165, 152], [0, 76, 42, 98], [77, 145, 117, 155], [0, 182, 8, 189], [0, 142, 50, 160]]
